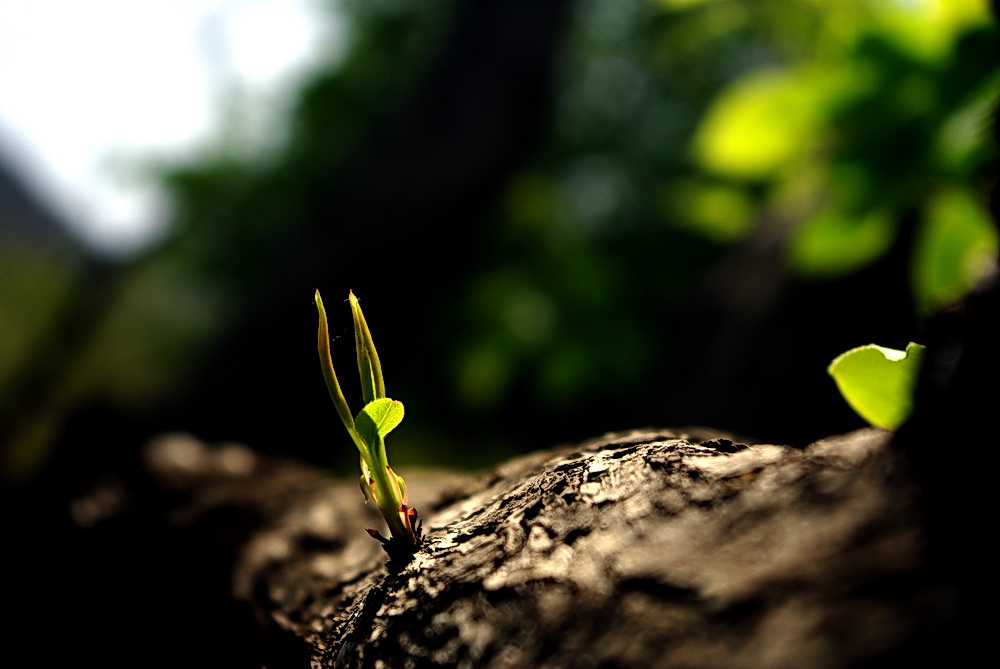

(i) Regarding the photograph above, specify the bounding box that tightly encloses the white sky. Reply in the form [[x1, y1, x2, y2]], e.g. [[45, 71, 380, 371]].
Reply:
[[0, 0, 342, 257]]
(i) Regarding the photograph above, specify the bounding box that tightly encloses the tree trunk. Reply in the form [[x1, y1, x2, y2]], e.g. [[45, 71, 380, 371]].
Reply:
[[74, 425, 960, 668]]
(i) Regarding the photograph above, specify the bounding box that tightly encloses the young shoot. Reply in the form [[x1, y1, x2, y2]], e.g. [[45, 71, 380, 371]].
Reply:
[[315, 289, 420, 556]]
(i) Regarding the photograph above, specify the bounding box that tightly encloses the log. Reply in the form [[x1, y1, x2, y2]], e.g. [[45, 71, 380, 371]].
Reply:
[[77, 425, 958, 668]]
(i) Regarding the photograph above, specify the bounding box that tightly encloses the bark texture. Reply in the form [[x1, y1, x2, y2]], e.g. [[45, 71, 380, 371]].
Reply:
[[85, 426, 956, 669]]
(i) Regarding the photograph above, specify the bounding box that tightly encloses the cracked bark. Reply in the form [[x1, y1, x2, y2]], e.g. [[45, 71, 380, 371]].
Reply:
[[83, 425, 958, 668]]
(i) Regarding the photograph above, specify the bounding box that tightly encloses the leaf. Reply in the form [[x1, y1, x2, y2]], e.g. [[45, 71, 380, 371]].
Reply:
[[693, 67, 831, 179], [356, 398, 405, 444], [350, 292, 385, 402], [359, 456, 373, 503], [315, 289, 356, 432], [911, 187, 998, 313], [788, 206, 896, 278], [828, 342, 925, 430]]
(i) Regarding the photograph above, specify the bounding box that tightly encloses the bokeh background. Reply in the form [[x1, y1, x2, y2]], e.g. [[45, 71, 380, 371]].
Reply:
[[2, 0, 997, 497]]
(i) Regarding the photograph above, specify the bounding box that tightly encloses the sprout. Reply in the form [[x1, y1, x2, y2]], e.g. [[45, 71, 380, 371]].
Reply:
[[316, 290, 420, 555]]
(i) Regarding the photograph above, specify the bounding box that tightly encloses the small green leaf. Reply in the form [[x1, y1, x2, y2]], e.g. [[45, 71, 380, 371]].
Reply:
[[828, 342, 925, 430], [394, 470, 407, 503], [356, 398, 405, 441]]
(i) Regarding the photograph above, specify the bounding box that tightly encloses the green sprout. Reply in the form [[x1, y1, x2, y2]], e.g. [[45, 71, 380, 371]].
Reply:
[[828, 342, 926, 430], [315, 289, 420, 555]]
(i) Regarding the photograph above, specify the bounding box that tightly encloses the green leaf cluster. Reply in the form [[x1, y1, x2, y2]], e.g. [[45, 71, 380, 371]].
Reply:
[[689, 0, 998, 311]]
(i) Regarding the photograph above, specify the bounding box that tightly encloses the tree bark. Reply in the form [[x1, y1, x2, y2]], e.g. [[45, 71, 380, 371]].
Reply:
[[76, 425, 959, 668]]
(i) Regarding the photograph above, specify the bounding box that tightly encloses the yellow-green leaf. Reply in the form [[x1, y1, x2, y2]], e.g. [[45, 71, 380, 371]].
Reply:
[[828, 342, 925, 430], [356, 398, 405, 443]]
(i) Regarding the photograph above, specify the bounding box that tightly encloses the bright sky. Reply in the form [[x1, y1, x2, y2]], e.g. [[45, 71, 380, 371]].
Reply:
[[0, 0, 341, 258]]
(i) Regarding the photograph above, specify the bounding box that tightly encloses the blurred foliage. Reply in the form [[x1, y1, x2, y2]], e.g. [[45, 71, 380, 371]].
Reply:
[[2, 0, 998, 484], [686, 0, 998, 313], [451, 0, 997, 419]]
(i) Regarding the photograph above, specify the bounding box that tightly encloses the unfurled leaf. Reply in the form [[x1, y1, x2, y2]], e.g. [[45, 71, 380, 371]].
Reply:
[[356, 398, 405, 441], [828, 342, 925, 430]]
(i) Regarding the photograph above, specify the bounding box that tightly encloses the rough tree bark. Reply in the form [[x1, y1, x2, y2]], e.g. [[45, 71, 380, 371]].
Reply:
[[76, 425, 961, 668]]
